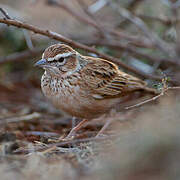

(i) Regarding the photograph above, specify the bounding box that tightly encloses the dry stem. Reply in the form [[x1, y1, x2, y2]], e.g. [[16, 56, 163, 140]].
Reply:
[[125, 86, 180, 110], [0, 17, 165, 81]]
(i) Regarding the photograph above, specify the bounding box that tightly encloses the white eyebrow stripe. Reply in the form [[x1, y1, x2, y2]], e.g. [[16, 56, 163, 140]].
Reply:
[[47, 52, 73, 61]]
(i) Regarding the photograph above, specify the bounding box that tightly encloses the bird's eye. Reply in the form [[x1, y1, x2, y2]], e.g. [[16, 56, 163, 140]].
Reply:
[[49, 57, 65, 64], [58, 57, 64, 63]]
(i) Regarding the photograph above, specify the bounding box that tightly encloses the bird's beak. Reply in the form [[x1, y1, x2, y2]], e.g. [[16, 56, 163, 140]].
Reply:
[[34, 59, 47, 67]]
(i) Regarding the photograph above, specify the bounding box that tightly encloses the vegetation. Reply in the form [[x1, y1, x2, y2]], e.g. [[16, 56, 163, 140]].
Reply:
[[0, 0, 179, 179]]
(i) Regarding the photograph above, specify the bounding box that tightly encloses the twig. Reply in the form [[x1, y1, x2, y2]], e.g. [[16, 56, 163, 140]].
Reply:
[[0, 7, 11, 19], [109, 1, 176, 58], [50, 0, 179, 69], [14, 134, 118, 154], [0, 8, 178, 83], [93, 39, 180, 67], [88, 0, 108, 13], [0, 48, 43, 65], [0, 17, 164, 81], [23, 29, 34, 50], [0, 112, 41, 124], [46, 0, 103, 34], [108, 29, 154, 49], [47, 0, 155, 49], [125, 86, 180, 110], [76, 0, 107, 37], [0, 7, 34, 51]]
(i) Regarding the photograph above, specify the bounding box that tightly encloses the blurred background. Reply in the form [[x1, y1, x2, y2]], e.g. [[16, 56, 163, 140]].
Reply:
[[0, 0, 180, 179]]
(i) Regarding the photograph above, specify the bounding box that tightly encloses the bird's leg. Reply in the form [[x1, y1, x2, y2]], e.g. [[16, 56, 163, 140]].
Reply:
[[96, 117, 114, 137], [96, 109, 117, 137], [66, 119, 89, 139]]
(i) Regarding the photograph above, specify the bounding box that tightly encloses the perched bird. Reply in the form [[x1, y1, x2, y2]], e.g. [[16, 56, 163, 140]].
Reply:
[[35, 44, 158, 138]]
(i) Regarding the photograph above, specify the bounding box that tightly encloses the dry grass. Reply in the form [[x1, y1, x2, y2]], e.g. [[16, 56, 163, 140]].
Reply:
[[0, 0, 180, 179], [0, 91, 179, 180]]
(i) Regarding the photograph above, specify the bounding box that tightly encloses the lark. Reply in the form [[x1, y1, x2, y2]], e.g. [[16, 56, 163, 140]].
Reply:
[[35, 44, 158, 138]]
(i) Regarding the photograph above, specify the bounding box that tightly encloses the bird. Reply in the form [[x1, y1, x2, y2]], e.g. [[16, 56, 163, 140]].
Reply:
[[35, 43, 158, 139]]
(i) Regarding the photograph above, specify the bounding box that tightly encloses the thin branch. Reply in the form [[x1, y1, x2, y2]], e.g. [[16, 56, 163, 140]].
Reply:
[[0, 7, 11, 19], [23, 29, 34, 50], [88, 0, 108, 13], [46, 0, 155, 49], [109, 1, 176, 58], [0, 48, 43, 65], [76, 0, 107, 37], [109, 29, 154, 48], [46, 0, 103, 33], [0, 112, 41, 124], [125, 86, 180, 110], [95, 40, 180, 67], [76, 36, 180, 68], [1, 7, 34, 51], [0, 17, 165, 81], [14, 134, 118, 154]]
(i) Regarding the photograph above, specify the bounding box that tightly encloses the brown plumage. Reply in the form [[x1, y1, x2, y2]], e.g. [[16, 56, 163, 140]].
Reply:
[[35, 44, 158, 138]]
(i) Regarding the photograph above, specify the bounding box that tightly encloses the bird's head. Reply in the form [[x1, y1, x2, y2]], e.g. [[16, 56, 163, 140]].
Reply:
[[35, 44, 81, 76]]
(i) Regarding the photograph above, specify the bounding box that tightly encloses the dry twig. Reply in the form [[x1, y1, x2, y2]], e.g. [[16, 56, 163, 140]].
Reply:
[[46, 0, 154, 49], [23, 29, 34, 50], [125, 84, 180, 110], [0, 17, 165, 81], [0, 48, 43, 65], [46, 0, 103, 33], [14, 134, 118, 154], [0, 7, 179, 84], [44, 1, 180, 72], [109, 1, 176, 58], [0, 7, 11, 19], [0, 112, 41, 124], [89, 39, 180, 67]]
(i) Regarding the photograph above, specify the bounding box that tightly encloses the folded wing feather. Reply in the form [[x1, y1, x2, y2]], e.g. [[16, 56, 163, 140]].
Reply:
[[81, 57, 148, 99]]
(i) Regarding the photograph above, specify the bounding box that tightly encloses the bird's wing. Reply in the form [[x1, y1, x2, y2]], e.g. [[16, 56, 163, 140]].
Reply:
[[81, 57, 148, 99]]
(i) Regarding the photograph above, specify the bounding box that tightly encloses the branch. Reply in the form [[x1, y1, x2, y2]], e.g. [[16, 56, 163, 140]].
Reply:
[[46, 0, 103, 33], [0, 7, 34, 51], [76, 0, 107, 37], [76, 36, 180, 67], [95, 40, 180, 67], [0, 17, 164, 81], [0, 48, 43, 65], [46, 0, 155, 49], [14, 134, 118, 154], [0, 112, 41, 124], [23, 29, 34, 50], [109, 29, 154, 48], [0, 7, 11, 19], [88, 0, 108, 13], [109, 1, 176, 58], [125, 86, 180, 110]]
